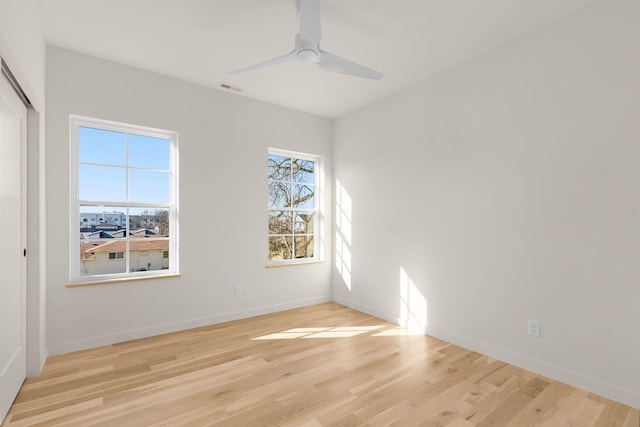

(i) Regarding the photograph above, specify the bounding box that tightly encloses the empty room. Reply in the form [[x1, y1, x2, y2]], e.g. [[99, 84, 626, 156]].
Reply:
[[0, 0, 638, 425]]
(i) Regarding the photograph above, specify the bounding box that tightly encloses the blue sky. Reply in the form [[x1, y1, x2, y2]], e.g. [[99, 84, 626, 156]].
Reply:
[[79, 127, 170, 204]]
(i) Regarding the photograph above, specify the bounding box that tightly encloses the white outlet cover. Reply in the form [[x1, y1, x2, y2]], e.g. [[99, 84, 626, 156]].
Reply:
[[528, 319, 541, 337]]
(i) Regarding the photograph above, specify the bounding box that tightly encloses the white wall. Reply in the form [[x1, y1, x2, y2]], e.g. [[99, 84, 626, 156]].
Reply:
[[333, 0, 640, 408], [0, 0, 47, 376], [46, 47, 333, 355], [0, 0, 45, 107]]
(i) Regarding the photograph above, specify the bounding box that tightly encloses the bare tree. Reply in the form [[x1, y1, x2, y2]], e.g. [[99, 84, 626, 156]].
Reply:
[[130, 209, 169, 234], [153, 209, 170, 234]]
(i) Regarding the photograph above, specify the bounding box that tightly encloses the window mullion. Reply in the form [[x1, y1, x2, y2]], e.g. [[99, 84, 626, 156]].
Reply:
[[289, 158, 296, 259], [125, 132, 130, 274]]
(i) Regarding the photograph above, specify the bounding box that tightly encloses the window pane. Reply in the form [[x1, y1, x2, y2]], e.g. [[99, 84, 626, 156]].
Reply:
[[128, 134, 170, 170], [268, 211, 292, 235], [79, 127, 126, 166], [268, 182, 290, 208], [79, 239, 127, 277], [291, 184, 314, 208], [295, 235, 314, 259], [129, 238, 169, 272], [108, 252, 124, 260], [129, 207, 170, 235], [291, 159, 314, 184], [294, 212, 314, 234], [79, 165, 126, 201], [269, 236, 293, 260], [129, 170, 170, 203], [268, 155, 291, 181], [162, 249, 170, 269]]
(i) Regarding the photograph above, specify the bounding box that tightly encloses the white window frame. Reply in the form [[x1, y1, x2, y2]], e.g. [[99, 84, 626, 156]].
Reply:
[[267, 148, 323, 266], [69, 115, 179, 284]]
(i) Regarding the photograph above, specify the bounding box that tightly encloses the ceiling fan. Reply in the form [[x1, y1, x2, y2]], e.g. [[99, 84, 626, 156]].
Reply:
[[231, 0, 384, 80]]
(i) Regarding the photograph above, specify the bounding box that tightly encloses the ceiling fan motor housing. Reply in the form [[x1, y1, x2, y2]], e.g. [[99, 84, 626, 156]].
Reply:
[[297, 48, 320, 62]]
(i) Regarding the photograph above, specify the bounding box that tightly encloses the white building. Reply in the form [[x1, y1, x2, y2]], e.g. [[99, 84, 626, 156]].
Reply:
[[80, 239, 169, 276], [80, 211, 127, 228]]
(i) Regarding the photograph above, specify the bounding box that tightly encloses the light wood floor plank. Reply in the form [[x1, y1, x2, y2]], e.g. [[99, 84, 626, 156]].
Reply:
[[4, 303, 637, 426]]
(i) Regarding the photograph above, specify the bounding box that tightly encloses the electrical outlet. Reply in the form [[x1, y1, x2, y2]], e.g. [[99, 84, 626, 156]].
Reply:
[[235, 285, 243, 297], [528, 319, 541, 337]]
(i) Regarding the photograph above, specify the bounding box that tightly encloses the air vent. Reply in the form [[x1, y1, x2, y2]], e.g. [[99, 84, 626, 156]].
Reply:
[[218, 82, 243, 93]]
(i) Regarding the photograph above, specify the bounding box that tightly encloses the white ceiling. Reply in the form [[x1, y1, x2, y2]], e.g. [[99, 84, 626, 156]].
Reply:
[[35, 0, 596, 118]]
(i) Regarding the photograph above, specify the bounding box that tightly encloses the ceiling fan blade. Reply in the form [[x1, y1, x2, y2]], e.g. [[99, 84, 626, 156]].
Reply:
[[297, 0, 321, 46], [317, 50, 385, 80], [231, 52, 296, 74]]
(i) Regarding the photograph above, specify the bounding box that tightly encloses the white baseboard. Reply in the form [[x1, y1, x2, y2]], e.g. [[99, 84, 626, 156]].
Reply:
[[332, 295, 402, 325], [333, 296, 640, 409], [48, 296, 331, 356]]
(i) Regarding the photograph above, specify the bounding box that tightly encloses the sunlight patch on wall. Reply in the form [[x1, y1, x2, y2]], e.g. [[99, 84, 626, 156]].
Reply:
[[335, 179, 353, 290], [399, 267, 428, 333]]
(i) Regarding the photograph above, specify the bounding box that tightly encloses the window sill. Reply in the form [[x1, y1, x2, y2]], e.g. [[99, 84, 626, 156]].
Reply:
[[266, 260, 324, 269], [67, 273, 181, 288]]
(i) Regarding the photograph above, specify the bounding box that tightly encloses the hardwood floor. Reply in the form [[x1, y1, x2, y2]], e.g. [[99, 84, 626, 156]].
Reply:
[[4, 303, 638, 426]]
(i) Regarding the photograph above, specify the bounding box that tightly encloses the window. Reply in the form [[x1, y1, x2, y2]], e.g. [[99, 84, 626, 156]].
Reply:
[[70, 116, 178, 282], [268, 148, 321, 264]]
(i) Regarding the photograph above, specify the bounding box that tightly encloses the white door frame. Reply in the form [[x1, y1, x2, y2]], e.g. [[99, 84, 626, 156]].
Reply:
[[1, 54, 47, 379], [0, 59, 28, 425]]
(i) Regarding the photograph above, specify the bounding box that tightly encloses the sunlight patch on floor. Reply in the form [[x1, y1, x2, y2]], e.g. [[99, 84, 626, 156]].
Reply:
[[372, 328, 425, 337], [253, 325, 386, 340]]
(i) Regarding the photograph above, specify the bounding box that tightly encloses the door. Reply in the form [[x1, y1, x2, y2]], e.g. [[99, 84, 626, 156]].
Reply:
[[0, 71, 27, 423]]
